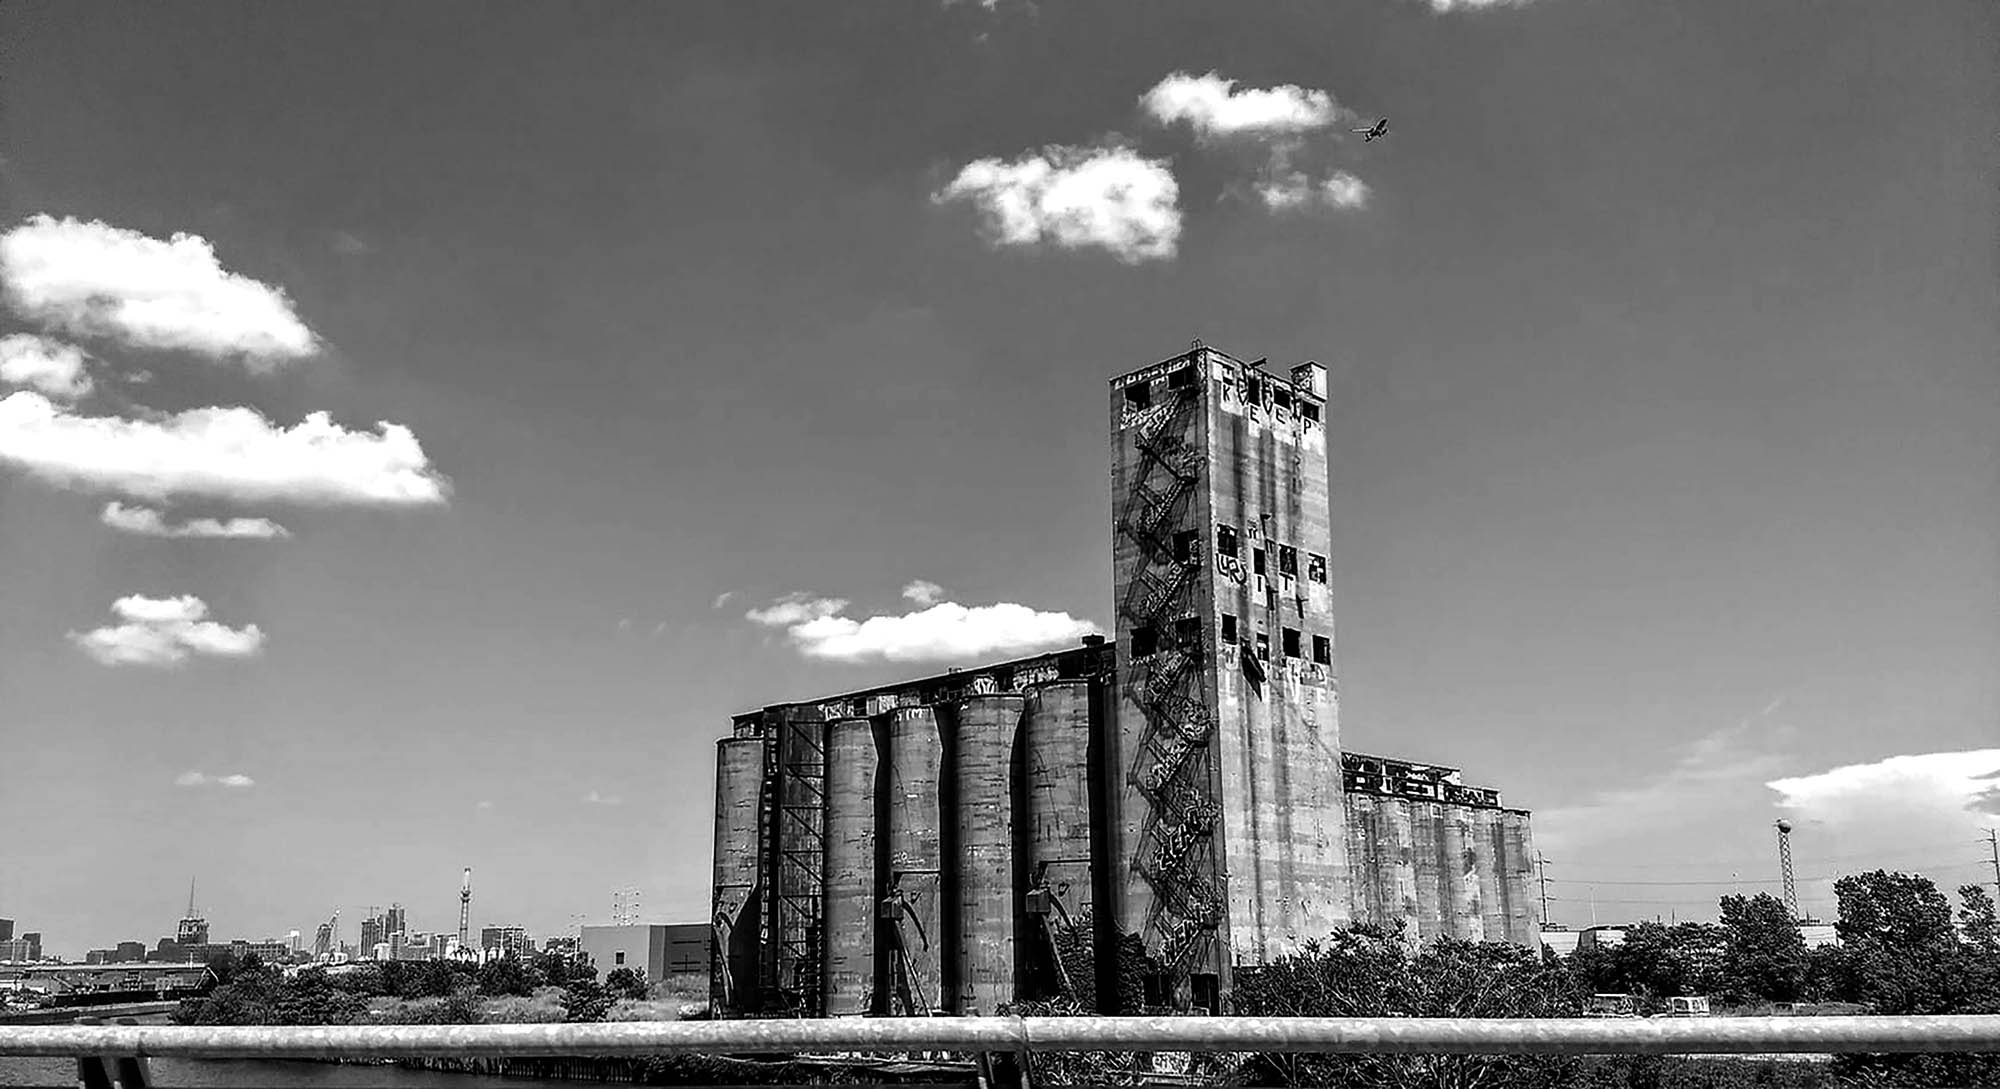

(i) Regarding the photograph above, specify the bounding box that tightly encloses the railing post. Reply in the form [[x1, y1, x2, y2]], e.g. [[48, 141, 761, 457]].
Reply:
[[72, 1018, 149, 1089]]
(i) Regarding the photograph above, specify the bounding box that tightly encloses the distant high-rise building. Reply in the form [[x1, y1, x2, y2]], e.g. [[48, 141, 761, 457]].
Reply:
[[0, 919, 13, 941], [386, 904, 407, 938], [480, 925, 532, 958], [359, 915, 384, 956], [0, 937, 36, 962], [22, 933, 40, 961], [115, 941, 147, 963]]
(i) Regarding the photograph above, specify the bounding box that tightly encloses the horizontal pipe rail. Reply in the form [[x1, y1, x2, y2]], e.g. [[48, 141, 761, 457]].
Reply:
[[2, 1016, 1999, 1059]]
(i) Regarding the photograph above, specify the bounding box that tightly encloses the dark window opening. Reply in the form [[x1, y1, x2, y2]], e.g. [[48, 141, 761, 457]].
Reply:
[[1216, 524, 1238, 558], [1252, 548, 1266, 576], [1273, 388, 1292, 410], [1191, 973, 1220, 1016], [1282, 627, 1301, 659], [1125, 382, 1151, 408], [1255, 632, 1270, 660], [614, 951, 626, 966], [1244, 378, 1262, 406], [1308, 553, 1327, 584], [1131, 626, 1157, 657], [1173, 529, 1197, 563], [1278, 545, 1298, 577], [1302, 402, 1321, 423], [1173, 616, 1200, 649], [1220, 613, 1238, 643], [1167, 365, 1195, 390], [1312, 635, 1332, 666]]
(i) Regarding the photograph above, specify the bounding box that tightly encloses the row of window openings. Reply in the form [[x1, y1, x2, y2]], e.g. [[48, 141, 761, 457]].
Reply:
[[1131, 618, 1331, 666], [1124, 368, 1322, 422], [1207, 527, 1327, 584]]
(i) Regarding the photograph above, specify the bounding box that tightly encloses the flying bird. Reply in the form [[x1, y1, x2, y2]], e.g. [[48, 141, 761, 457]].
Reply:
[[1352, 117, 1390, 142]]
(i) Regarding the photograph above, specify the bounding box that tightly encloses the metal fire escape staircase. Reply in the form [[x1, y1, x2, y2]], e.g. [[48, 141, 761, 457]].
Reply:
[[1117, 382, 1225, 996]]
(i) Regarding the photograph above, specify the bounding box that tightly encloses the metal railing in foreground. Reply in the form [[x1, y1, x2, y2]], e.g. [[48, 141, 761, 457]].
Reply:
[[5, 1015, 2000, 1059]]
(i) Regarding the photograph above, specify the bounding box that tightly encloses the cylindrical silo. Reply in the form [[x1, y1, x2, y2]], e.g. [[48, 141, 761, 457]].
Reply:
[[1019, 681, 1092, 1000], [1344, 794, 1379, 925], [882, 705, 945, 1015], [1385, 799, 1420, 944], [953, 692, 1025, 1015], [1500, 810, 1540, 946], [821, 719, 878, 1015], [712, 738, 764, 1014], [1441, 808, 1483, 941], [1474, 809, 1507, 943], [1410, 801, 1444, 944]]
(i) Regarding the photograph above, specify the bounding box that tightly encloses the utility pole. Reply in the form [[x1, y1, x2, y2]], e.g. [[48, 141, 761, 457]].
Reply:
[[458, 868, 472, 950], [1534, 851, 1553, 928], [1984, 828, 1999, 898]]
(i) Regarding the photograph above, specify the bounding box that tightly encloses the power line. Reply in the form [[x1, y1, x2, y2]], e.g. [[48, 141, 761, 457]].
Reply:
[[1539, 839, 1978, 872], [1548, 860, 1986, 888]]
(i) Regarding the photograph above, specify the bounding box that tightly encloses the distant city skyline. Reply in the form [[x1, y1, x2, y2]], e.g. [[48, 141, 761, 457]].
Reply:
[[2, 1, 1994, 957]]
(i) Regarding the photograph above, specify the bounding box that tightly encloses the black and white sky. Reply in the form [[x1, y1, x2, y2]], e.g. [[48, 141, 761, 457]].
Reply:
[[1, 0, 1996, 956]]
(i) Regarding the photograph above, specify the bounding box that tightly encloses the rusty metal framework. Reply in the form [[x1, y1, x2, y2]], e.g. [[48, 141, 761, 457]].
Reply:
[[767, 709, 826, 1017], [1116, 364, 1223, 996]]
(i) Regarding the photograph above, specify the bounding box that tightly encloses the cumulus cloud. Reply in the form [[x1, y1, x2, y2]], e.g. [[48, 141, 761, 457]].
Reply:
[[175, 770, 255, 788], [101, 501, 290, 540], [0, 334, 93, 400], [933, 145, 1181, 264], [1141, 71, 1348, 142], [0, 215, 317, 364], [584, 790, 624, 806], [0, 391, 449, 506], [712, 591, 736, 610], [902, 579, 945, 606], [1769, 750, 2000, 832], [746, 593, 850, 627], [1256, 170, 1371, 212], [70, 593, 266, 667], [1422, 0, 1538, 10], [751, 592, 1099, 663]]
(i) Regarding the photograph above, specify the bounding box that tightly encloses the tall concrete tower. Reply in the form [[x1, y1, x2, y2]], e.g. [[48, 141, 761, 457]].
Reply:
[[1107, 341, 1348, 1007]]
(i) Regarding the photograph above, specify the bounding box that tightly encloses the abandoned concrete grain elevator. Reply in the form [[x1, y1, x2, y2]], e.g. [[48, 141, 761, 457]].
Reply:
[[709, 342, 1538, 1019]]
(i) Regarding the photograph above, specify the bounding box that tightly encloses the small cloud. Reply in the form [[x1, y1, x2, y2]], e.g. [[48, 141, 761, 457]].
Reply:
[[175, 770, 255, 788], [1255, 170, 1370, 212], [0, 334, 92, 400], [746, 593, 850, 628], [650, 621, 668, 638], [616, 618, 633, 632], [476, 799, 494, 810], [101, 501, 290, 540], [328, 231, 372, 257], [933, 144, 1181, 264], [1140, 71, 1350, 142], [70, 593, 265, 668], [0, 391, 450, 506], [0, 214, 317, 365], [902, 580, 945, 606], [749, 591, 1098, 664], [711, 591, 736, 610], [584, 790, 623, 806]]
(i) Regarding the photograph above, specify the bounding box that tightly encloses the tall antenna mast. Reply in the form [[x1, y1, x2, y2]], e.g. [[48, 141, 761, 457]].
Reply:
[[1775, 819, 1799, 918], [186, 877, 197, 918], [459, 867, 472, 948]]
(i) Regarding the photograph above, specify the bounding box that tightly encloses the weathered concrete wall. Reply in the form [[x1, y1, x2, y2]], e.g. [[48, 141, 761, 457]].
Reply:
[[712, 738, 764, 1013], [951, 694, 1023, 1015], [1497, 809, 1540, 946], [821, 719, 877, 1016], [1410, 801, 1444, 942], [882, 706, 944, 1014], [1020, 681, 1094, 999], [1473, 808, 1506, 942], [1205, 354, 1349, 968]]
